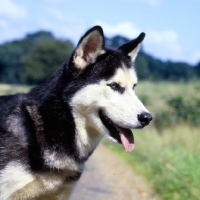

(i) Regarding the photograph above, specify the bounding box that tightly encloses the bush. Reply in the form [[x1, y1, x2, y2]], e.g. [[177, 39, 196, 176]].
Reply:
[[154, 110, 177, 133], [153, 94, 200, 132], [139, 94, 151, 106], [167, 96, 200, 126]]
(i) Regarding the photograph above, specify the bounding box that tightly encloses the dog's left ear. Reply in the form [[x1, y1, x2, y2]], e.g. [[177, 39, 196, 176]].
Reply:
[[118, 32, 145, 61], [73, 26, 105, 69]]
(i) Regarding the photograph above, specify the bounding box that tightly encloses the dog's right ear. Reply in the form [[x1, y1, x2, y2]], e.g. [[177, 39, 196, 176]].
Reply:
[[72, 26, 105, 69]]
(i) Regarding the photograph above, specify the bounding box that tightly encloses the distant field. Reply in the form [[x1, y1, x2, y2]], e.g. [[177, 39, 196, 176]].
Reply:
[[0, 84, 31, 95], [104, 81, 200, 200], [135, 81, 200, 115]]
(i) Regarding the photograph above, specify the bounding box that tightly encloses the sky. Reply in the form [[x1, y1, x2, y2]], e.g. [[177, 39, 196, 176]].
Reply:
[[0, 0, 200, 65]]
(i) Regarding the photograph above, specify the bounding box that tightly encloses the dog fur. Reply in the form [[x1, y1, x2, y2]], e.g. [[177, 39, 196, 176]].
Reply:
[[0, 26, 152, 200]]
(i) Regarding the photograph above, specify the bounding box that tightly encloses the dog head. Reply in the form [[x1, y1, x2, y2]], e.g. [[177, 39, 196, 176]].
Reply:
[[64, 26, 152, 152]]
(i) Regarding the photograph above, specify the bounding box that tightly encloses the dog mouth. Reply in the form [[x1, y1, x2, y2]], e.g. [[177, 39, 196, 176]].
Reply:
[[99, 110, 134, 153]]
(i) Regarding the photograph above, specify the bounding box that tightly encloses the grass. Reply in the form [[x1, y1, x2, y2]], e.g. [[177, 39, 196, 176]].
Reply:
[[135, 81, 200, 115], [0, 84, 31, 95], [103, 80, 200, 200]]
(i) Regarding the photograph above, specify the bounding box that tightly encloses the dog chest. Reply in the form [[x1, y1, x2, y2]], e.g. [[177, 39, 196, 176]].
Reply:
[[0, 162, 77, 200]]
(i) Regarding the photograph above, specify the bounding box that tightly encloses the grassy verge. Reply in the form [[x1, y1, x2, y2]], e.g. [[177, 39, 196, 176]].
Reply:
[[103, 126, 200, 200], [135, 81, 200, 116], [0, 84, 31, 95]]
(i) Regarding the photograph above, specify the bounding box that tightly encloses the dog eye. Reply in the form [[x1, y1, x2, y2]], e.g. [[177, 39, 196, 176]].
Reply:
[[107, 82, 125, 94], [109, 82, 118, 90]]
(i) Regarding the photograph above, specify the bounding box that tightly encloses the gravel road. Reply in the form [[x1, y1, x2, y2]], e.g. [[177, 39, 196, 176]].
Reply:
[[71, 144, 159, 200]]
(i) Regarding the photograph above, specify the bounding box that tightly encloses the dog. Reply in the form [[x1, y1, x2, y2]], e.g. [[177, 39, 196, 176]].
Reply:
[[0, 26, 152, 200]]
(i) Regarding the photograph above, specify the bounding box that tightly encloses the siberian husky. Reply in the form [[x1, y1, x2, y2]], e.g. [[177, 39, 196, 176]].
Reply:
[[0, 26, 152, 200]]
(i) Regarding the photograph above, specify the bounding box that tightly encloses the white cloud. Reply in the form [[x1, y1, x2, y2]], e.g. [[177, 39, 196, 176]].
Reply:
[[94, 20, 141, 38], [92, 21, 199, 64], [144, 30, 200, 64], [144, 30, 182, 59], [0, 0, 27, 19]]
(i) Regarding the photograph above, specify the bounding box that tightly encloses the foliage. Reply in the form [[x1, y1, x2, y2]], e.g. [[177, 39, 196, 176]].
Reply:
[[167, 95, 200, 125], [106, 35, 129, 48], [135, 81, 200, 131], [154, 94, 200, 132], [0, 32, 200, 84], [22, 38, 73, 84], [0, 31, 73, 84]]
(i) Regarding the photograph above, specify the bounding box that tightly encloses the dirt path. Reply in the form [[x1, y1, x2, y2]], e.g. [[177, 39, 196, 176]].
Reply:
[[70, 144, 159, 200]]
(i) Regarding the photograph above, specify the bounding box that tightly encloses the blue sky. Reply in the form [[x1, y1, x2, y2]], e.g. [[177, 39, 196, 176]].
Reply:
[[0, 0, 200, 65]]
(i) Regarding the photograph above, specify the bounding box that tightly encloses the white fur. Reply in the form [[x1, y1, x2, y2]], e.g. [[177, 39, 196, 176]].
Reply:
[[6, 111, 27, 146], [0, 162, 34, 200], [0, 162, 76, 200], [128, 43, 141, 61], [43, 150, 80, 171], [70, 63, 150, 149]]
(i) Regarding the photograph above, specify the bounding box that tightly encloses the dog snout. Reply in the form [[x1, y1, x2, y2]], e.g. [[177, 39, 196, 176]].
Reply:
[[137, 112, 153, 126]]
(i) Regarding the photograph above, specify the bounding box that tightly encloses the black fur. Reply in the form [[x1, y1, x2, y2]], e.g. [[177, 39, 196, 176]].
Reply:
[[118, 32, 145, 55]]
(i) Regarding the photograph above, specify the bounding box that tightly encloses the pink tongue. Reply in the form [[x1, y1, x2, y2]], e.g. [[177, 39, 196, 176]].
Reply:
[[118, 128, 134, 153]]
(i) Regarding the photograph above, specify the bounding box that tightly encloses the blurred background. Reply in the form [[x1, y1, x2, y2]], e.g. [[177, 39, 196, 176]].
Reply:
[[0, 0, 199, 200]]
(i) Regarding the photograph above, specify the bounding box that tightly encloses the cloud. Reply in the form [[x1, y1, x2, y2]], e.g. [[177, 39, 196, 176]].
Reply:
[[0, 0, 27, 19], [93, 21, 199, 64], [144, 30, 182, 59], [94, 20, 141, 38], [144, 30, 200, 64], [0, 0, 27, 43]]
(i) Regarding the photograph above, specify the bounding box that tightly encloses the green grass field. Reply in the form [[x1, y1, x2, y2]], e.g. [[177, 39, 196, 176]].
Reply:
[[104, 81, 200, 200], [0, 84, 31, 95]]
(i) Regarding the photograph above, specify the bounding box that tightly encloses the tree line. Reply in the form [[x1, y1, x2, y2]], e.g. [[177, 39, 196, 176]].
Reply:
[[0, 31, 200, 85]]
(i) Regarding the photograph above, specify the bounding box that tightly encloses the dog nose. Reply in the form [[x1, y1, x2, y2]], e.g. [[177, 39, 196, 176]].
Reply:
[[137, 112, 153, 126]]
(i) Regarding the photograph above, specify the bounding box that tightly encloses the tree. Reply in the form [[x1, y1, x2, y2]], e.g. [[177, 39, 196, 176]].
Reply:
[[22, 38, 73, 84], [0, 32, 199, 84], [0, 42, 25, 83], [135, 53, 150, 79], [0, 31, 74, 84], [106, 35, 129, 48]]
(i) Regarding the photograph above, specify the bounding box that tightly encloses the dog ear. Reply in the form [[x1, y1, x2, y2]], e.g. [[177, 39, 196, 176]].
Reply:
[[118, 32, 145, 61], [73, 26, 105, 69]]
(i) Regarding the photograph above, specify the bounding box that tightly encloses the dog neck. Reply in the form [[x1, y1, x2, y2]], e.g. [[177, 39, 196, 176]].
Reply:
[[25, 102, 102, 171], [72, 110, 103, 158]]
